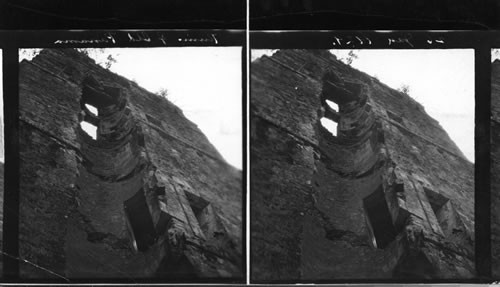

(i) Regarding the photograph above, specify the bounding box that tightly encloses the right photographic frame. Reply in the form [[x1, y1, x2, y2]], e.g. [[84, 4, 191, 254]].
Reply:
[[492, 48, 500, 280], [250, 32, 485, 283]]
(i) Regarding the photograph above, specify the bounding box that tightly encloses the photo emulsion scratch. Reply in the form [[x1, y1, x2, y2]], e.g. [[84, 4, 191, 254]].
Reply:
[[250, 49, 474, 281], [1, 251, 70, 282], [17, 48, 243, 280]]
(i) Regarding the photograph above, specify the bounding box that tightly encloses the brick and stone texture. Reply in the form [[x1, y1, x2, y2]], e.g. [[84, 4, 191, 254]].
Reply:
[[492, 59, 500, 279], [18, 49, 242, 279], [251, 49, 474, 280]]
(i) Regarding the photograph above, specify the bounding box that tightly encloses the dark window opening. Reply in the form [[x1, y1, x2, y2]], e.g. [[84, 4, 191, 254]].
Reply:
[[185, 192, 211, 236], [153, 185, 166, 197], [124, 189, 158, 252], [322, 80, 354, 104], [423, 188, 455, 236], [363, 185, 397, 249], [82, 76, 117, 109], [155, 211, 172, 236], [320, 117, 338, 136], [186, 192, 209, 218], [155, 186, 172, 235], [423, 187, 448, 211]]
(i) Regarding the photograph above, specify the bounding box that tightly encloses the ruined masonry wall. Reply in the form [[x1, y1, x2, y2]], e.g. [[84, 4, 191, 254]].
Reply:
[[19, 49, 242, 278], [251, 49, 474, 280]]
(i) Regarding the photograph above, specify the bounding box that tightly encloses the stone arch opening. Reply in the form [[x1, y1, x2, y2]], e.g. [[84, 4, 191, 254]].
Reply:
[[77, 75, 145, 181], [79, 121, 97, 140], [363, 185, 397, 249], [320, 117, 338, 136], [317, 70, 381, 176], [325, 99, 339, 113], [85, 103, 98, 117], [124, 188, 158, 252], [73, 75, 157, 270]]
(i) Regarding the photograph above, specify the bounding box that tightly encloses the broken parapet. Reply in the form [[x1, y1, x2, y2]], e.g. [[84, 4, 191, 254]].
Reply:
[[18, 49, 242, 279], [251, 49, 474, 280]]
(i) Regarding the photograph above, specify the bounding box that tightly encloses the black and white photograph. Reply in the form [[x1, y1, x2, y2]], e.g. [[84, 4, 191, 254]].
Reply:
[[1, 29, 499, 286], [2, 0, 500, 285], [250, 46, 475, 281], [15, 38, 244, 281]]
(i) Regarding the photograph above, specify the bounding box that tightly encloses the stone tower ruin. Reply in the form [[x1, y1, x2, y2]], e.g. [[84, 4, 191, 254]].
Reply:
[[251, 49, 474, 280], [18, 49, 242, 279]]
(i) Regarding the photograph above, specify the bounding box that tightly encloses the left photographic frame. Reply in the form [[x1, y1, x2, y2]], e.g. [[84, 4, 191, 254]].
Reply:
[[3, 30, 246, 283]]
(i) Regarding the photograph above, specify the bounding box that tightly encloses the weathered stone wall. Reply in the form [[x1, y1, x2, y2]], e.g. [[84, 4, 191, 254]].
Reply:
[[251, 49, 474, 280], [492, 59, 500, 279], [19, 49, 242, 279]]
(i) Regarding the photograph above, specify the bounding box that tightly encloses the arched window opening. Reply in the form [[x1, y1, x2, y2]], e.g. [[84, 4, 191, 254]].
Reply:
[[79, 77, 105, 140], [320, 117, 338, 136], [85, 103, 98, 117], [124, 188, 158, 252], [80, 121, 97, 140], [326, 100, 339, 113], [423, 187, 456, 236], [363, 185, 397, 249], [186, 191, 210, 237]]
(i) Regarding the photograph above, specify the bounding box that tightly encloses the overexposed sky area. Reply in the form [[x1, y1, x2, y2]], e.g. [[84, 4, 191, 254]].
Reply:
[[252, 49, 475, 162], [107, 48, 242, 169], [21, 48, 242, 169]]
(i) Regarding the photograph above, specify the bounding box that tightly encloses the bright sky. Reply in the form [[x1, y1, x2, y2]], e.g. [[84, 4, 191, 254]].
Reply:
[[252, 49, 475, 162], [21, 48, 243, 169]]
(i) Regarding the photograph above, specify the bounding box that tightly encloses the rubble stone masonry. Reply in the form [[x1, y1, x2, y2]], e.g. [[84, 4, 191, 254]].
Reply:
[[251, 50, 474, 280], [18, 49, 242, 279]]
